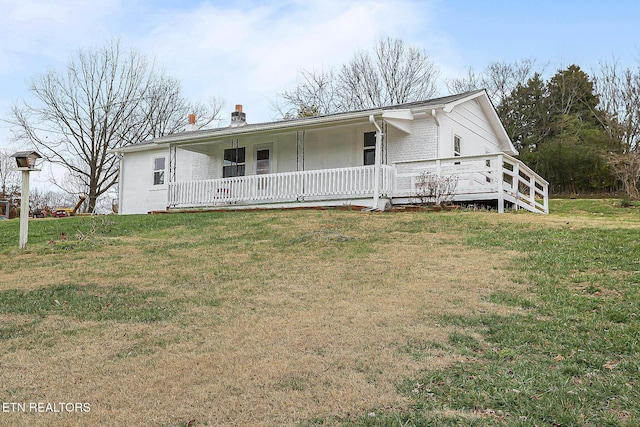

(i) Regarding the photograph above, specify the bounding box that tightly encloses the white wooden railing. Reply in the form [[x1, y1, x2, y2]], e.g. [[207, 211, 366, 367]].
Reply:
[[168, 165, 394, 208], [168, 156, 548, 213], [394, 153, 549, 214]]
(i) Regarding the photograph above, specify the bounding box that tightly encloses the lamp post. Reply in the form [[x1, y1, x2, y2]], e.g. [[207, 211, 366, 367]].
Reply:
[[11, 151, 42, 249]]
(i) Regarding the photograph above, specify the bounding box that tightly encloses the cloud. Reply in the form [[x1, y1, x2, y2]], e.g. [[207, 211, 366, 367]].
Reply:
[[0, 0, 122, 74], [0, 0, 446, 132], [130, 0, 439, 121]]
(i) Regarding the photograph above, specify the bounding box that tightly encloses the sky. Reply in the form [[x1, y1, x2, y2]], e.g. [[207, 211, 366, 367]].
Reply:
[[0, 0, 639, 188]]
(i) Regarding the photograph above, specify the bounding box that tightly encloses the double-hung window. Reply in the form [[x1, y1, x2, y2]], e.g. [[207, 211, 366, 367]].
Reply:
[[364, 132, 376, 166], [153, 157, 166, 185], [223, 147, 246, 178]]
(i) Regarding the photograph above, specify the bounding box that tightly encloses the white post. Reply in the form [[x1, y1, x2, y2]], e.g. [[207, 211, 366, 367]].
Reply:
[[19, 170, 30, 250], [513, 161, 520, 211], [497, 154, 504, 213], [369, 115, 383, 210]]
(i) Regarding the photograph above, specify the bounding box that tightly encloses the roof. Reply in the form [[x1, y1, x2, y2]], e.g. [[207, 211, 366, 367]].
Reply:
[[10, 150, 42, 158], [113, 89, 516, 154]]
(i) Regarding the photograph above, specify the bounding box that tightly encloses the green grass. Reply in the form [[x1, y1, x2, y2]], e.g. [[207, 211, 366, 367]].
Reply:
[[325, 200, 640, 426], [1, 199, 639, 426], [0, 284, 177, 323]]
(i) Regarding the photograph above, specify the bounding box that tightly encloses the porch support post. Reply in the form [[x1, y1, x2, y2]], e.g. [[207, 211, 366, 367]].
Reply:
[[513, 161, 520, 211], [369, 115, 383, 210], [296, 130, 305, 172], [497, 154, 504, 213]]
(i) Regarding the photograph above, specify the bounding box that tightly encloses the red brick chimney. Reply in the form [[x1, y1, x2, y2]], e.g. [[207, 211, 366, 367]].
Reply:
[[185, 113, 197, 132], [230, 104, 247, 127]]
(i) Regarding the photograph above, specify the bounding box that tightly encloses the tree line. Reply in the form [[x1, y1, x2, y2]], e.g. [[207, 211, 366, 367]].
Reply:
[[452, 61, 640, 197], [2, 38, 640, 213]]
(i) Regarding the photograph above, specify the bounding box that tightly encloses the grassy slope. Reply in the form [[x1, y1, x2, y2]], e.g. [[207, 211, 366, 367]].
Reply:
[[344, 200, 640, 427], [0, 200, 638, 426]]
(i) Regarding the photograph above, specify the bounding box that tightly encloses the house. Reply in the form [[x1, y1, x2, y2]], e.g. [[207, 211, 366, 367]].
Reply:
[[113, 90, 548, 215]]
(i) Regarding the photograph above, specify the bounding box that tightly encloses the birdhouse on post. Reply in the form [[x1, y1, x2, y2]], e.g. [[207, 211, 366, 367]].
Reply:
[[11, 151, 42, 171], [10, 151, 43, 249]]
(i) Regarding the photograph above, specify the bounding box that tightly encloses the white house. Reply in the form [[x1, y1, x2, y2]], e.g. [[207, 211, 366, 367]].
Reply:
[[113, 90, 548, 215]]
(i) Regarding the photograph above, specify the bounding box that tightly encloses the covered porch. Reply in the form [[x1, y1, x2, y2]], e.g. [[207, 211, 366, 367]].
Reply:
[[168, 165, 394, 209], [167, 153, 548, 213]]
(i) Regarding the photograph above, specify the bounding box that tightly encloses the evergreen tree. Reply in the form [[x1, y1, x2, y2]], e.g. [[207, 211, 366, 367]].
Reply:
[[498, 66, 613, 193]]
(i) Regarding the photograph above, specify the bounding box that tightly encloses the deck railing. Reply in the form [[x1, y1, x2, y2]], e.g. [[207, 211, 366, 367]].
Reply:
[[394, 153, 548, 214], [168, 165, 394, 208], [168, 155, 548, 213]]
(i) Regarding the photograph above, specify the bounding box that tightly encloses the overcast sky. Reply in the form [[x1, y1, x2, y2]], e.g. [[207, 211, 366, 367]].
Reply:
[[1, 0, 638, 186]]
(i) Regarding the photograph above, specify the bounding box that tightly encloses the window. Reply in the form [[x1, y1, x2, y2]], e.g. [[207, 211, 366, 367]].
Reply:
[[364, 132, 376, 165], [153, 157, 165, 185], [223, 147, 246, 178], [453, 135, 461, 165]]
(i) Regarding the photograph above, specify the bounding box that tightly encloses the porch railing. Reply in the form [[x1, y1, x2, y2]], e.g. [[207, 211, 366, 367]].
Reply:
[[168, 165, 394, 208], [394, 153, 549, 214]]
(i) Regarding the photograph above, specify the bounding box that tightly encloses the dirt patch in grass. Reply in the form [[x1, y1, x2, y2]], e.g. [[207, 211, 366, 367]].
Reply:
[[0, 210, 525, 426]]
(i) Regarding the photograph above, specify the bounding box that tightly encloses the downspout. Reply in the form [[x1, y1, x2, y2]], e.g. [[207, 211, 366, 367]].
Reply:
[[369, 115, 383, 210], [431, 109, 440, 158], [116, 152, 124, 214]]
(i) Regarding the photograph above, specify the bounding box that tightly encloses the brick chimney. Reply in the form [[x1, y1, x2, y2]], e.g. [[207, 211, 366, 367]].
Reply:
[[185, 113, 197, 132], [230, 104, 247, 127]]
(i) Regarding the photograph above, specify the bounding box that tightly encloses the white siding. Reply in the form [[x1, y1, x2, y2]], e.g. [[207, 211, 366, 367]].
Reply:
[[118, 96, 512, 214], [120, 147, 170, 214], [274, 134, 298, 172], [439, 99, 503, 157]]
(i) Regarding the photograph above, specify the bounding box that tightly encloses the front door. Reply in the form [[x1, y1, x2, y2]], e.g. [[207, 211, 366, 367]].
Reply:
[[256, 148, 271, 175], [255, 146, 271, 192]]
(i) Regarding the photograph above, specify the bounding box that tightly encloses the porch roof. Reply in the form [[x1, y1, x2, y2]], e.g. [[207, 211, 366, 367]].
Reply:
[[113, 89, 515, 154]]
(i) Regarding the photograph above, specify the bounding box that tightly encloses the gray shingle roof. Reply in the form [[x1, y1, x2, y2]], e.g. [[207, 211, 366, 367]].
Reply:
[[117, 90, 487, 151]]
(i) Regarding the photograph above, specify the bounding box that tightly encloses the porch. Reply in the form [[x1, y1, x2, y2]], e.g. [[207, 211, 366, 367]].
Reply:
[[167, 154, 548, 214], [168, 165, 394, 209], [393, 153, 549, 214]]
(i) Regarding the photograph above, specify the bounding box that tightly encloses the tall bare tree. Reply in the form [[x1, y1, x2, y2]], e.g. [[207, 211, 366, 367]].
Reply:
[[593, 60, 640, 153], [0, 149, 17, 197], [277, 37, 440, 117], [9, 40, 223, 212], [447, 59, 539, 107], [0, 150, 20, 217], [272, 69, 340, 119], [593, 59, 640, 198]]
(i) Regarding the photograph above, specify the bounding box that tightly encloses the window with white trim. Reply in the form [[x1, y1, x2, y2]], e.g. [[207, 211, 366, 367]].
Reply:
[[223, 147, 246, 178], [453, 135, 461, 165], [153, 157, 166, 185], [364, 132, 376, 165]]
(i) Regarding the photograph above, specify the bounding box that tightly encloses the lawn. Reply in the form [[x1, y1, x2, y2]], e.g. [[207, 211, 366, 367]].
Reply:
[[0, 199, 638, 426]]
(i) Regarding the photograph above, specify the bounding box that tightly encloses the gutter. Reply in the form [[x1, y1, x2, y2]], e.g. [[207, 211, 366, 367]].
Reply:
[[116, 152, 124, 214]]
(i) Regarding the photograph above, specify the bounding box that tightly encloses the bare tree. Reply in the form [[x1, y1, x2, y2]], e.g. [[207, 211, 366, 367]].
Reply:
[[447, 59, 539, 107], [593, 59, 640, 198], [339, 37, 440, 110], [277, 37, 440, 117], [0, 149, 18, 199], [9, 40, 223, 212], [606, 152, 640, 199], [594, 60, 640, 153], [272, 69, 340, 119]]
